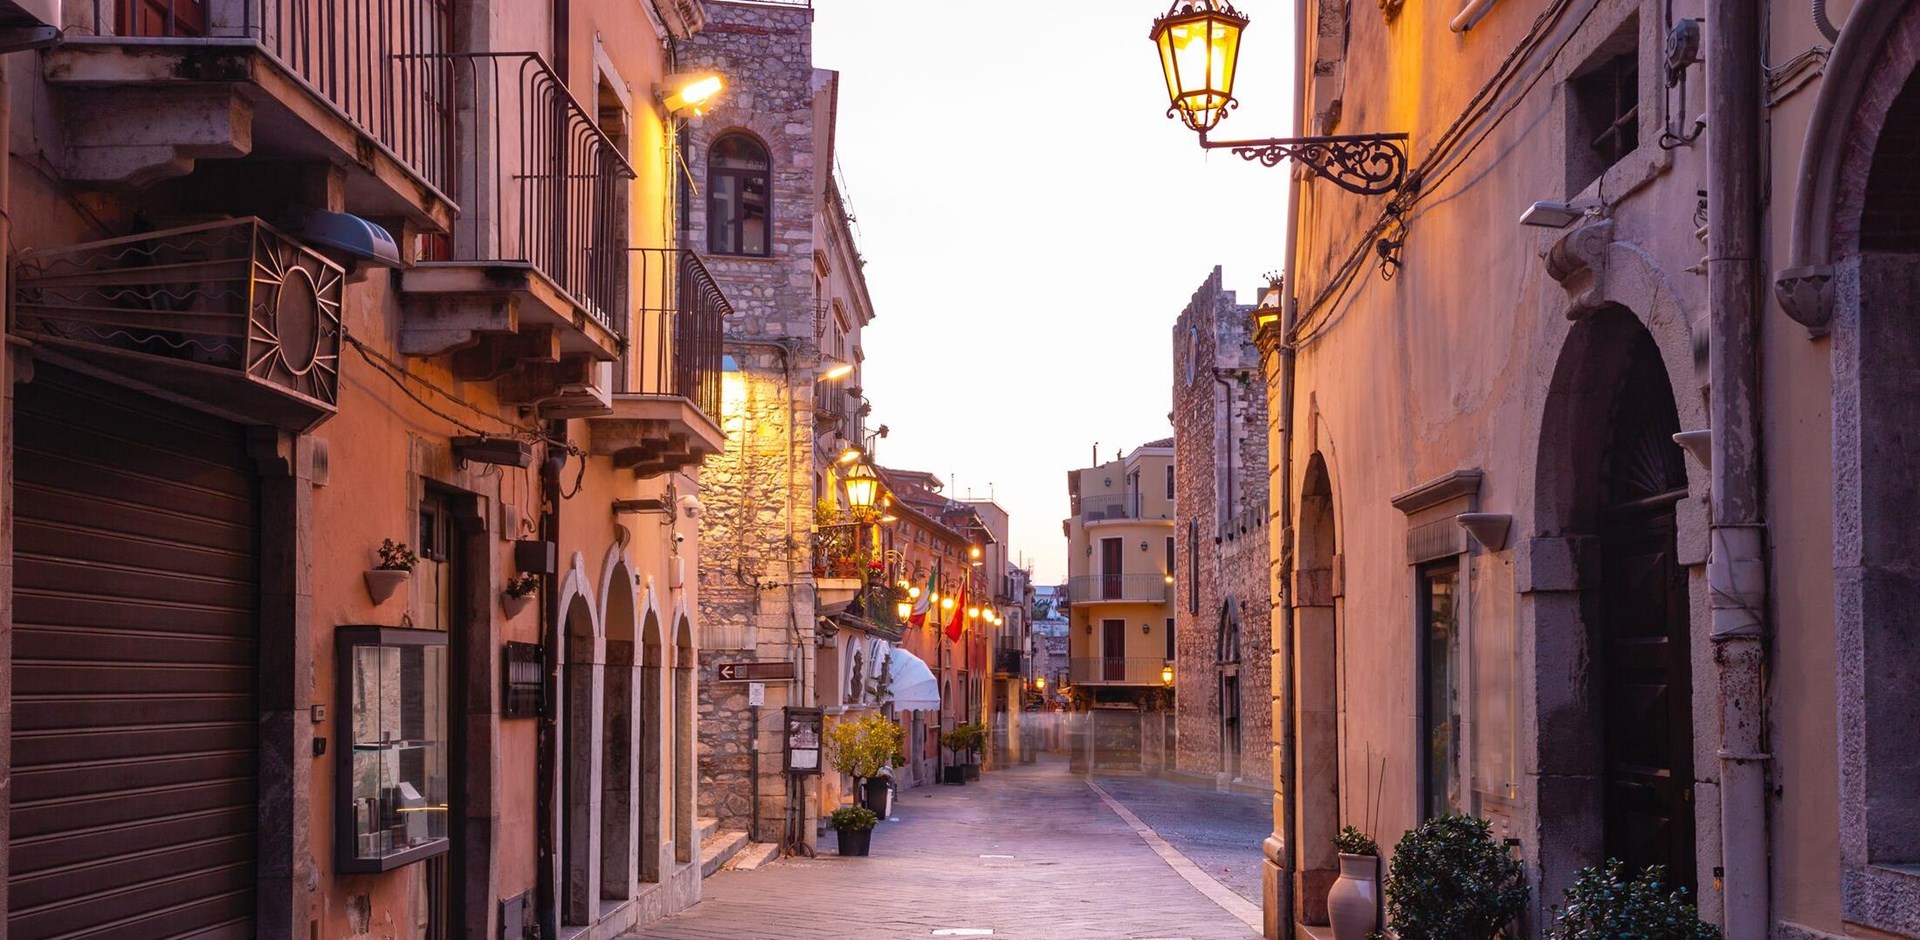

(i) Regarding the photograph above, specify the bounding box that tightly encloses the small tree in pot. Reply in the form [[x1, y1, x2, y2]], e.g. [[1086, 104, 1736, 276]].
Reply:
[[1380, 815, 1529, 940], [826, 713, 903, 812], [1327, 826, 1381, 940], [1545, 860, 1720, 940], [828, 806, 878, 857]]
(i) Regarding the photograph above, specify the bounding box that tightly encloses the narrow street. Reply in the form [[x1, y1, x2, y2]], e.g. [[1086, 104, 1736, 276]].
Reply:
[[628, 759, 1264, 940]]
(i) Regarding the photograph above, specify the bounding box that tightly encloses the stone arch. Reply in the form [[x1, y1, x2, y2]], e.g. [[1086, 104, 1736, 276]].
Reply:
[[597, 552, 637, 901], [637, 599, 666, 883], [1775, 0, 1920, 335], [1526, 294, 1710, 918], [1823, 14, 1920, 929], [1216, 598, 1242, 779], [1293, 451, 1341, 926], [673, 610, 697, 865]]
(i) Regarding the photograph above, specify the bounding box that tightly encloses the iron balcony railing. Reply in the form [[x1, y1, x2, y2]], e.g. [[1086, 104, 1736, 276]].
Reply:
[[624, 249, 730, 423], [435, 52, 633, 333], [1068, 658, 1169, 686], [993, 648, 1024, 675], [813, 523, 870, 580], [1080, 494, 1135, 521], [85, 0, 456, 196], [1067, 574, 1170, 604]]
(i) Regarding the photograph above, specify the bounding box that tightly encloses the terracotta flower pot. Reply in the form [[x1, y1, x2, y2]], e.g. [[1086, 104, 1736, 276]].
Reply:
[[364, 569, 409, 605], [1327, 852, 1380, 940], [502, 593, 534, 619]]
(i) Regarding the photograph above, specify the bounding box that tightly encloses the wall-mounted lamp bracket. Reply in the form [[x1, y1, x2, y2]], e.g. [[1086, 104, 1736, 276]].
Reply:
[[1199, 130, 1411, 196]]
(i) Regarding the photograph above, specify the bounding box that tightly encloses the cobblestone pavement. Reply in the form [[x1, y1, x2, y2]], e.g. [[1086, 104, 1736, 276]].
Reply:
[[1089, 774, 1272, 905], [626, 756, 1262, 940]]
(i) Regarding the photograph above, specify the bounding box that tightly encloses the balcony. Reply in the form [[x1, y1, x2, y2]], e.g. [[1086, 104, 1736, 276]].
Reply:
[[1079, 494, 1135, 521], [401, 52, 631, 417], [1067, 574, 1170, 605], [586, 249, 730, 478], [11, 218, 341, 431], [1069, 658, 1170, 686], [993, 647, 1024, 676], [45, 0, 456, 228], [812, 522, 873, 605]]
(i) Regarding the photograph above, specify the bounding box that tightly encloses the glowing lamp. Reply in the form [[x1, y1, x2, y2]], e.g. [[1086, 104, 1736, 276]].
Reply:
[[820, 362, 854, 381], [1151, 0, 1247, 133], [909, 586, 922, 599], [1162, 664, 1175, 686], [941, 597, 956, 611], [896, 601, 912, 620], [968, 606, 981, 620], [1035, 676, 1047, 691], [843, 463, 880, 511], [659, 72, 724, 116], [1164, 574, 1175, 584]]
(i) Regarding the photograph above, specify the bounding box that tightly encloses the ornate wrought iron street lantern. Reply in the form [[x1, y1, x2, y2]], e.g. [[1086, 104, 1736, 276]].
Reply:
[[1151, 0, 1410, 196], [844, 463, 880, 511]]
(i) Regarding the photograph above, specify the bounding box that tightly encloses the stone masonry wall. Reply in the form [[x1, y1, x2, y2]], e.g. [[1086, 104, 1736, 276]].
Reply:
[[683, 1, 823, 841], [1171, 267, 1273, 787]]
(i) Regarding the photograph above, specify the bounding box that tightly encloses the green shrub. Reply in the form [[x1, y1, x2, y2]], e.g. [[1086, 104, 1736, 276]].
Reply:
[[825, 713, 904, 780], [1333, 825, 1380, 856], [1545, 860, 1720, 940], [828, 806, 878, 831], [940, 723, 986, 754], [1382, 815, 1529, 940]]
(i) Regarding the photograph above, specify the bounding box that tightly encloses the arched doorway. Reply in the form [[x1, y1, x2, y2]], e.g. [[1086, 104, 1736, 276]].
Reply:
[[1533, 304, 1697, 895], [1216, 599, 1242, 779], [638, 611, 665, 883], [601, 565, 637, 899], [674, 616, 697, 864], [1294, 453, 1340, 925], [1594, 320, 1694, 889], [561, 596, 598, 926]]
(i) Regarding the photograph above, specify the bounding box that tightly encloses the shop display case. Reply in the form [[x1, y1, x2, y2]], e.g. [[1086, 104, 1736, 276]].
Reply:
[[334, 626, 450, 872]]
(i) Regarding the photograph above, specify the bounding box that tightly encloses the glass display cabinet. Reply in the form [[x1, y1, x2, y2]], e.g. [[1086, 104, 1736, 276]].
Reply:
[[335, 626, 450, 872]]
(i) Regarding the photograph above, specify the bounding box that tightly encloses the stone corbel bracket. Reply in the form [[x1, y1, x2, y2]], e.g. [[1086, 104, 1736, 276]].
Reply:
[[1543, 219, 1614, 319], [1774, 265, 1834, 338]]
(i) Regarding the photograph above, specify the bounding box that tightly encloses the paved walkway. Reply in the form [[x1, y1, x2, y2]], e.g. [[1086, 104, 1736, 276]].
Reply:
[[627, 757, 1263, 940], [1090, 774, 1272, 905]]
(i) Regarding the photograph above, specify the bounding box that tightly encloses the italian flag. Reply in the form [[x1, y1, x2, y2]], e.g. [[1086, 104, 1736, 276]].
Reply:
[[908, 562, 938, 628]]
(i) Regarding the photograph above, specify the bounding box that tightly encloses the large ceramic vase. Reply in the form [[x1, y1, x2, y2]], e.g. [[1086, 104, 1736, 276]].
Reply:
[[1327, 852, 1380, 940]]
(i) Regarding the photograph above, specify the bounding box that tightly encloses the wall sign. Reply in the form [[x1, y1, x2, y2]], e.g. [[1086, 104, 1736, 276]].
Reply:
[[784, 707, 822, 776]]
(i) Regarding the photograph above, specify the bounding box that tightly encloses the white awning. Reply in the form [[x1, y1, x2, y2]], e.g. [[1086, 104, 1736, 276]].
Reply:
[[886, 647, 940, 712]]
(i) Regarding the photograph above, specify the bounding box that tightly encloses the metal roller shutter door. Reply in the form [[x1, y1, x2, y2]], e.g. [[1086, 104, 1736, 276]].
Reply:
[[10, 368, 258, 939]]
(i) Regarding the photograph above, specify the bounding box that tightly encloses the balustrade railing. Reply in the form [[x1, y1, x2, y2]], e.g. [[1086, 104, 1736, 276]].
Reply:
[[624, 248, 729, 423], [436, 52, 632, 333], [1068, 658, 1169, 685], [88, 0, 456, 196], [1067, 574, 1170, 604]]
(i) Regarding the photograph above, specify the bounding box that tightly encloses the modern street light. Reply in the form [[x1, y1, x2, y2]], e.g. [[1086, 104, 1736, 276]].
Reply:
[[1150, 0, 1409, 196]]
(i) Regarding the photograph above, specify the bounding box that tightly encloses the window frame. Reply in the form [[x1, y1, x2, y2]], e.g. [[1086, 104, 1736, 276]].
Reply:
[[706, 133, 772, 257], [1417, 559, 1462, 821]]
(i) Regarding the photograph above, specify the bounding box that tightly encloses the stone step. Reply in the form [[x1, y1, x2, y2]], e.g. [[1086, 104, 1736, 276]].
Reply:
[[699, 829, 748, 878], [722, 841, 778, 872], [695, 816, 719, 843]]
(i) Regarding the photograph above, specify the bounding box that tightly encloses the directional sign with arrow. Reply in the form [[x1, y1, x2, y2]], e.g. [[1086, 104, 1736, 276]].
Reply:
[[715, 661, 798, 683]]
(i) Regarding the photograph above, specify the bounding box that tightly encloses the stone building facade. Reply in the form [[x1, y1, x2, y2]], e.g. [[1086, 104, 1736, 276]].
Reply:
[[1169, 268, 1272, 790], [1233, 0, 1920, 936]]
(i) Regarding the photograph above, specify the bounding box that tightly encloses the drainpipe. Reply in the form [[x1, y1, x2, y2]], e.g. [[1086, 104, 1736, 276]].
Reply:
[[1704, 1, 1769, 937], [535, 421, 569, 940]]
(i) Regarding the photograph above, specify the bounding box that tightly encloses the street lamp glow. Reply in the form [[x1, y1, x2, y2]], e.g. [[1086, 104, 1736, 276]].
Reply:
[[1161, 664, 1175, 686], [896, 600, 912, 620], [968, 606, 981, 620], [941, 597, 956, 611], [837, 446, 863, 465], [659, 72, 725, 116], [1151, 0, 1247, 134], [1034, 676, 1046, 691], [843, 463, 880, 510], [820, 362, 854, 381], [909, 586, 922, 599]]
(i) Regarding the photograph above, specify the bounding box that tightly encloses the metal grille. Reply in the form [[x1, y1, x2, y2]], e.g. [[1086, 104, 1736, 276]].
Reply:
[[625, 248, 731, 422]]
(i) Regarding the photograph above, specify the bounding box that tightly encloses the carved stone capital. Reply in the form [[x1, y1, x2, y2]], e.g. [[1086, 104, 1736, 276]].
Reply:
[[1775, 264, 1835, 338], [1543, 220, 1613, 319]]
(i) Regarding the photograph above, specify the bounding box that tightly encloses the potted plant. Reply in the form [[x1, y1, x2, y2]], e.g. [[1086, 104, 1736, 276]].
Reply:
[[828, 805, 877, 856], [502, 572, 538, 618], [1380, 815, 1529, 940], [938, 727, 975, 785], [1545, 861, 1720, 939], [1328, 826, 1382, 940], [825, 713, 904, 813], [365, 538, 416, 605]]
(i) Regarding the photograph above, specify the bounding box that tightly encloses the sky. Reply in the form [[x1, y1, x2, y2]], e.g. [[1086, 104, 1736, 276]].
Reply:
[[809, 1, 1297, 584]]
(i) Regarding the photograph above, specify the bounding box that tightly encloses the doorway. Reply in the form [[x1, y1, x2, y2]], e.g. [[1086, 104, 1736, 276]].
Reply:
[[1101, 538, 1123, 599], [1101, 619, 1126, 681], [1596, 333, 1695, 892]]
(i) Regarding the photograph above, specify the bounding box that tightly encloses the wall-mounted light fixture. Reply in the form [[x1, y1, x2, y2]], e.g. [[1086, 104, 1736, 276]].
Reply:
[[1161, 664, 1175, 686], [1141, 623, 1152, 635], [658, 72, 725, 116], [1518, 198, 1601, 228], [1150, 0, 1409, 196]]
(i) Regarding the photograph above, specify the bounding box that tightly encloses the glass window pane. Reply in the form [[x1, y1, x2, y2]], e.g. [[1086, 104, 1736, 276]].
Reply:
[[1422, 565, 1461, 819]]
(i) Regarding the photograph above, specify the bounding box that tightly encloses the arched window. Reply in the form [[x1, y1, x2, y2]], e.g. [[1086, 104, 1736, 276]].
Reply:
[[1216, 599, 1240, 664], [708, 134, 770, 256]]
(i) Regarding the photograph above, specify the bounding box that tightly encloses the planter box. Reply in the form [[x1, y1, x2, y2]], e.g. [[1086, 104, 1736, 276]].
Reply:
[[962, 762, 981, 781], [835, 827, 871, 856], [942, 766, 966, 785]]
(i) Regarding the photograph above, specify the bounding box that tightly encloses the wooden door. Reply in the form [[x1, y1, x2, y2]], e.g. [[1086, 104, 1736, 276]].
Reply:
[[1102, 619, 1126, 681], [1101, 538, 1122, 599], [11, 367, 257, 939], [1598, 341, 1695, 892], [118, 0, 206, 36]]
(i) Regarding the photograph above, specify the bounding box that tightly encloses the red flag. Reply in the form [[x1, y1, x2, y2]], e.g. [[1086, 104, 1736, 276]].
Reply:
[[944, 579, 968, 643]]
